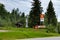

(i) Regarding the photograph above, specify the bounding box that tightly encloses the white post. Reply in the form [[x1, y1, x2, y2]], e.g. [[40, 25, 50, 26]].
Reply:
[[26, 15, 28, 28]]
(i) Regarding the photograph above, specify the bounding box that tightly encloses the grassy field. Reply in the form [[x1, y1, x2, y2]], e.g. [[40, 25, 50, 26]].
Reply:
[[0, 27, 60, 40]]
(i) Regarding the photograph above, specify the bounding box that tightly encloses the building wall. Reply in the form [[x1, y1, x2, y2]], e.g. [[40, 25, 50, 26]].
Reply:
[[40, 14, 44, 25]]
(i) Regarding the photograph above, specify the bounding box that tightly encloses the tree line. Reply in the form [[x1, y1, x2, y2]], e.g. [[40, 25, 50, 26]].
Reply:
[[0, 0, 60, 33], [0, 3, 25, 27]]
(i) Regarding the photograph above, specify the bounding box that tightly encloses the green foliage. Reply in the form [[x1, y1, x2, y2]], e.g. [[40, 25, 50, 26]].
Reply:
[[45, 0, 57, 33], [20, 12, 26, 27], [0, 3, 8, 18], [46, 24, 56, 33], [45, 0, 57, 26], [21, 12, 25, 18], [0, 3, 26, 27], [10, 8, 20, 23], [29, 0, 42, 27], [57, 23, 60, 34], [44, 13, 48, 26], [0, 3, 9, 27]]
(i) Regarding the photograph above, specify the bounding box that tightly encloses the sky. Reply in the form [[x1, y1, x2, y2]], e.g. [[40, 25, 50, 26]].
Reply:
[[0, 0, 60, 22]]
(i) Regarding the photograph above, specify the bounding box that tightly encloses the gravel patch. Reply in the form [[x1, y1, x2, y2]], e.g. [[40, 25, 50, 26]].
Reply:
[[0, 30, 9, 32]]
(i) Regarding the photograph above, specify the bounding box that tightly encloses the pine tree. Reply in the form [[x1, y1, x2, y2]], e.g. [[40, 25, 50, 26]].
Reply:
[[11, 8, 20, 23], [0, 3, 8, 19], [20, 12, 26, 27], [45, 0, 57, 26], [21, 12, 25, 18], [29, 0, 42, 27], [0, 3, 10, 26], [45, 0, 57, 32]]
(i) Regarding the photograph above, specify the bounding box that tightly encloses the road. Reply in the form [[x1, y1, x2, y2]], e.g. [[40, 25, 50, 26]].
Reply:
[[16, 37, 60, 40]]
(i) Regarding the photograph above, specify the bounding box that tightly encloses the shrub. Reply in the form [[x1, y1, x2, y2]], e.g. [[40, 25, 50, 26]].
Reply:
[[58, 24, 60, 34], [46, 24, 56, 33]]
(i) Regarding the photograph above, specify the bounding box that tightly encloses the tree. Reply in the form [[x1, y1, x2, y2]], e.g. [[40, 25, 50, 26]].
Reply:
[[0, 3, 8, 19], [45, 0, 57, 32], [21, 12, 25, 18], [20, 12, 26, 27], [0, 3, 9, 26], [29, 0, 42, 27], [11, 8, 20, 24], [45, 0, 57, 26], [0, 3, 26, 27]]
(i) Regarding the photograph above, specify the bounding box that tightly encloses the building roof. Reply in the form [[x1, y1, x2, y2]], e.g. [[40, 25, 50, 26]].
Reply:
[[40, 13, 44, 18]]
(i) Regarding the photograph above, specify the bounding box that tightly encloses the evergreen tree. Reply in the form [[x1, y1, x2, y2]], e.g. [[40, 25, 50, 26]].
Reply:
[[45, 0, 57, 32], [21, 12, 25, 18], [29, 0, 42, 27], [45, 0, 57, 26], [20, 12, 26, 27], [0, 3, 9, 26], [0, 3, 8, 19], [11, 8, 20, 23]]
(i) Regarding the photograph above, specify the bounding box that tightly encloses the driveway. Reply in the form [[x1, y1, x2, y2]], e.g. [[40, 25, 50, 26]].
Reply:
[[16, 37, 60, 40]]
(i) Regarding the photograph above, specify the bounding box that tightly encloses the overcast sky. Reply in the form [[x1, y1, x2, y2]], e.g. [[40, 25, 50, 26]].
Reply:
[[0, 0, 60, 22]]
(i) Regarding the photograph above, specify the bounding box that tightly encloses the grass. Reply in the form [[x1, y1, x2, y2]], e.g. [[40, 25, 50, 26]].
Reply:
[[0, 27, 60, 40]]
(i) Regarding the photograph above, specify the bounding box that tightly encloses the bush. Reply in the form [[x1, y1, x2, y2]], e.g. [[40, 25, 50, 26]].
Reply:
[[58, 24, 60, 34], [46, 24, 56, 33]]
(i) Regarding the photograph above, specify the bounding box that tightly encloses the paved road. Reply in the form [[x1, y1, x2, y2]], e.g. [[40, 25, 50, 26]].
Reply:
[[16, 37, 60, 40]]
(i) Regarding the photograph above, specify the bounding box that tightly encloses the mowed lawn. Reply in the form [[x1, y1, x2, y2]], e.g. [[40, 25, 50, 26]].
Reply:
[[0, 27, 60, 40]]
